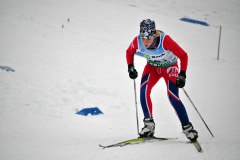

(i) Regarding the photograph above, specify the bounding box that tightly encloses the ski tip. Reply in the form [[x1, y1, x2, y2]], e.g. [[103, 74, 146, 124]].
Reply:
[[196, 147, 203, 152], [99, 144, 106, 149], [191, 140, 203, 153]]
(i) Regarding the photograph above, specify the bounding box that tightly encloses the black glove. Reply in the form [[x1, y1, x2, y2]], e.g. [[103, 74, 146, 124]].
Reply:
[[176, 71, 186, 88], [128, 64, 138, 79]]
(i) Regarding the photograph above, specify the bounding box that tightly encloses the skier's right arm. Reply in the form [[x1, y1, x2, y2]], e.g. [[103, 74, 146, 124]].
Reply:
[[126, 37, 138, 79]]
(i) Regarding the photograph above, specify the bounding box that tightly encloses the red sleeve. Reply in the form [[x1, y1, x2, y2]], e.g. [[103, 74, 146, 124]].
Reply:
[[163, 35, 188, 71], [126, 36, 138, 65]]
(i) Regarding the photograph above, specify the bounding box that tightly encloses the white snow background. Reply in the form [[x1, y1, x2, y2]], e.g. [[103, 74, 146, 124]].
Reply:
[[0, 0, 240, 159]]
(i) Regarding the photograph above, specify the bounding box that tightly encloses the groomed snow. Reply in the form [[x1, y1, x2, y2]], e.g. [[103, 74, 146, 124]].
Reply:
[[0, 0, 240, 159]]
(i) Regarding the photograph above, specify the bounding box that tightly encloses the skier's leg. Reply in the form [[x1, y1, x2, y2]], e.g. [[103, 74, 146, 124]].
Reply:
[[163, 65, 198, 141], [139, 64, 160, 137], [166, 79, 190, 125], [140, 64, 160, 118]]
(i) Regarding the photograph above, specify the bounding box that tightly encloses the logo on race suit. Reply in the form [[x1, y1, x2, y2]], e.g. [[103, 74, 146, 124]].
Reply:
[[166, 66, 178, 77], [141, 48, 145, 52]]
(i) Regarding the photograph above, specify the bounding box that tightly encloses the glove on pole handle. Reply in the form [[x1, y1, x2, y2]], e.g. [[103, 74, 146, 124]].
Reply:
[[182, 88, 214, 137], [133, 79, 140, 135]]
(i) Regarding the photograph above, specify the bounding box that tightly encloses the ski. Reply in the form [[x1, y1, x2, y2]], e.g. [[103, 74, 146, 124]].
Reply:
[[99, 137, 202, 152], [99, 136, 176, 149], [191, 140, 202, 152]]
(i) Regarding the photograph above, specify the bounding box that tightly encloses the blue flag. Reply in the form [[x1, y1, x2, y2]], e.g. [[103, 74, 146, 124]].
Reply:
[[76, 107, 103, 116], [180, 17, 209, 26]]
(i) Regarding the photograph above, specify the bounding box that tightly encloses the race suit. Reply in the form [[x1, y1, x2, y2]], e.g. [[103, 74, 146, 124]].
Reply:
[[126, 31, 189, 126]]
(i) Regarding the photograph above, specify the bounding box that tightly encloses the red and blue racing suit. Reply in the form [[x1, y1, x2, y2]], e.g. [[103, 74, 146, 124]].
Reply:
[[126, 31, 190, 126]]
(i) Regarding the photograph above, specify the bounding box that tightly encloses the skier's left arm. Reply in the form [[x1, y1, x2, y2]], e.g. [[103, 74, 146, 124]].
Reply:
[[163, 35, 188, 71], [163, 35, 188, 88]]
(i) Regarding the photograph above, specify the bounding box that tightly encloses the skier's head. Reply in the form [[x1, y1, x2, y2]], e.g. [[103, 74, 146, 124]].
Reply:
[[140, 19, 156, 39]]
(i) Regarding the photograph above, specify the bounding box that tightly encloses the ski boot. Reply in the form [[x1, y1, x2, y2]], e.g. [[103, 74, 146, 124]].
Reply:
[[182, 122, 198, 142], [139, 118, 155, 138]]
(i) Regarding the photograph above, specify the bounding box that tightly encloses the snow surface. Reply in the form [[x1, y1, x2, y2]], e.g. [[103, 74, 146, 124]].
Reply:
[[1, 0, 240, 159]]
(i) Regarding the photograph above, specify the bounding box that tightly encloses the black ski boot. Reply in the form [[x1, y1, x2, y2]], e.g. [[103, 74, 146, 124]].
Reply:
[[182, 122, 198, 141]]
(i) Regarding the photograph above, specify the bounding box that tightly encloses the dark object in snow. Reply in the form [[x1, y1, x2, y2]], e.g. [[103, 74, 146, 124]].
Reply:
[[76, 107, 103, 116], [0, 65, 15, 72], [180, 17, 209, 26]]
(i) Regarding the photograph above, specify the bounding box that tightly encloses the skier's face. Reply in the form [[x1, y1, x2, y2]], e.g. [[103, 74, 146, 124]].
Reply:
[[141, 37, 154, 48]]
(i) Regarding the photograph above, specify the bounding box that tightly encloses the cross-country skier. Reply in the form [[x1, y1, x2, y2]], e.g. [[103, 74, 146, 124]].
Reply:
[[126, 19, 198, 141]]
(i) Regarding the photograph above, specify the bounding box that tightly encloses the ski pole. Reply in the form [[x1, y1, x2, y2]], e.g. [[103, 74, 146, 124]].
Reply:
[[133, 79, 140, 135], [182, 88, 214, 137]]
